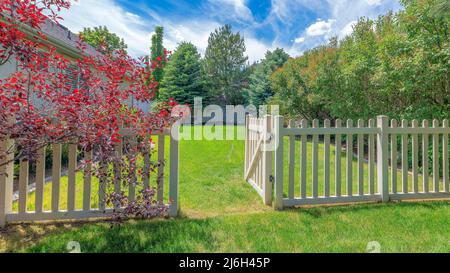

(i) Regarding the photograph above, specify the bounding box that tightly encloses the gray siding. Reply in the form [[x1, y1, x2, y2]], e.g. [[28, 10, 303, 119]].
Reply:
[[0, 57, 17, 79]]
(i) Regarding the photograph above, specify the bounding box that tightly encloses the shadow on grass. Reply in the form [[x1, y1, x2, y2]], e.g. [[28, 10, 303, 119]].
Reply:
[[2, 201, 449, 253], [2, 217, 218, 253], [284, 201, 450, 218]]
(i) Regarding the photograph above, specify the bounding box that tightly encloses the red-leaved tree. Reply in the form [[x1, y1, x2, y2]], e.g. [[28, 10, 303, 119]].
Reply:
[[0, 0, 178, 220]]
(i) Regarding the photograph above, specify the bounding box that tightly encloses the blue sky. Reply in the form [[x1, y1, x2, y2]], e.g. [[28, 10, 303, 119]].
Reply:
[[63, 0, 403, 62]]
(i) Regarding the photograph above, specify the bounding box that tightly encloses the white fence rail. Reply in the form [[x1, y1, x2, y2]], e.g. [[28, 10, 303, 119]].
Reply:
[[0, 129, 179, 227], [245, 115, 450, 209]]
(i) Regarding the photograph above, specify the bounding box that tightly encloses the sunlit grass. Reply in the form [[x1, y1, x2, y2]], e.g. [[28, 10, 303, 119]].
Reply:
[[2, 126, 449, 253]]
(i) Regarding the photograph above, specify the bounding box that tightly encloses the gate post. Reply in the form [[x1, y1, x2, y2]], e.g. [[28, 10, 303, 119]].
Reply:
[[0, 138, 14, 227], [244, 114, 249, 179], [274, 115, 284, 210], [262, 115, 273, 206], [169, 125, 180, 217], [377, 116, 390, 203]]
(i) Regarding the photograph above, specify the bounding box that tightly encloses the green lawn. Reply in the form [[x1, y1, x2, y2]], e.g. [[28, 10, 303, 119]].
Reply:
[[1, 126, 449, 253]]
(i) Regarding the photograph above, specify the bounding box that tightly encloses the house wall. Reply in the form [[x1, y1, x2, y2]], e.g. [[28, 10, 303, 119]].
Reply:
[[0, 57, 17, 79]]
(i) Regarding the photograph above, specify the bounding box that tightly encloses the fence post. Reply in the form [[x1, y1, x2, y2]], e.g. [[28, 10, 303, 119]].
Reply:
[[169, 126, 180, 217], [377, 116, 390, 202], [0, 138, 14, 227], [244, 114, 249, 179], [262, 115, 273, 206], [274, 115, 284, 210]]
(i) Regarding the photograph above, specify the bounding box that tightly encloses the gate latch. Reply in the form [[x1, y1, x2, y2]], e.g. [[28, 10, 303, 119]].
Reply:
[[269, 175, 275, 183]]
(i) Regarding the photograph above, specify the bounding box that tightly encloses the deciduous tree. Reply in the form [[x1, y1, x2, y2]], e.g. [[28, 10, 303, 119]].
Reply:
[[79, 26, 127, 54], [0, 0, 178, 220]]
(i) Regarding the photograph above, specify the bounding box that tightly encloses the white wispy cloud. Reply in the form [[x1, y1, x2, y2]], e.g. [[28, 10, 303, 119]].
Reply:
[[60, 0, 401, 62], [286, 0, 402, 56], [209, 0, 254, 23], [367, 0, 382, 6], [61, 0, 268, 62], [306, 19, 336, 36], [294, 37, 305, 44], [60, 0, 152, 56], [340, 20, 358, 38]]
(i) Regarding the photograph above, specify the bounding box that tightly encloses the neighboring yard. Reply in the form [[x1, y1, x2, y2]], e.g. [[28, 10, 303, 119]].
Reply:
[[1, 126, 449, 253]]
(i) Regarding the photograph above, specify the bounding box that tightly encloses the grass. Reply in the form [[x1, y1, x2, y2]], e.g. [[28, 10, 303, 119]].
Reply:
[[1, 126, 449, 253]]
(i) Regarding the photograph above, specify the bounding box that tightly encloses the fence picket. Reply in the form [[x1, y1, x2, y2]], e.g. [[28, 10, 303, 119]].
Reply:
[[369, 119, 376, 194], [300, 119, 308, 199], [244, 116, 249, 177], [114, 140, 123, 196], [401, 120, 409, 193], [99, 161, 107, 211], [67, 143, 77, 212], [35, 147, 45, 213], [51, 144, 62, 212], [312, 119, 319, 198], [18, 159, 29, 214], [346, 120, 353, 196], [128, 137, 137, 202], [143, 142, 151, 190], [288, 120, 295, 200], [357, 119, 364, 196], [390, 120, 398, 194], [0, 138, 14, 227], [443, 120, 449, 193], [412, 120, 419, 193], [83, 149, 92, 211], [324, 119, 331, 197], [274, 115, 284, 210], [258, 118, 263, 189], [335, 119, 342, 197], [433, 120, 440, 193], [251, 118, 256, 183], [422, 120, 429, 193], [158, 136, 165, 203]]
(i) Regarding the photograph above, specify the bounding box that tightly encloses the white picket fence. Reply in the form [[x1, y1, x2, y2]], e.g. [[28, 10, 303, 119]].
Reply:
[[245, 115, 450, 209], [0, 129, 179, 227]]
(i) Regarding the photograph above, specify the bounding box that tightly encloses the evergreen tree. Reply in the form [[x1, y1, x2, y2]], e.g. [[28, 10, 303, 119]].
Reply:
[[203, 25, 249, 105], [246, 48, 289, 108], [159, 42, 207, 105], [150, 26, 166, 96]]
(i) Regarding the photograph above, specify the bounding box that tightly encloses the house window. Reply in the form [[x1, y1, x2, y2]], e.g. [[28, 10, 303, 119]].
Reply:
[[65, 64, 80, 91]]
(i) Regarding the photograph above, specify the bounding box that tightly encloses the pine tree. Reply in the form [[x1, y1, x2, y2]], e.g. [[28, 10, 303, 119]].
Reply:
[[150, 26, 165, 96], [159, 42, 207, 105], [203, 24, 249, 105], [246, 48, 289, 108]]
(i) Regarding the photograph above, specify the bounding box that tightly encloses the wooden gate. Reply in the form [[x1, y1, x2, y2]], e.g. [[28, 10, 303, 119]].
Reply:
[[244, 115, 273, 205]]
